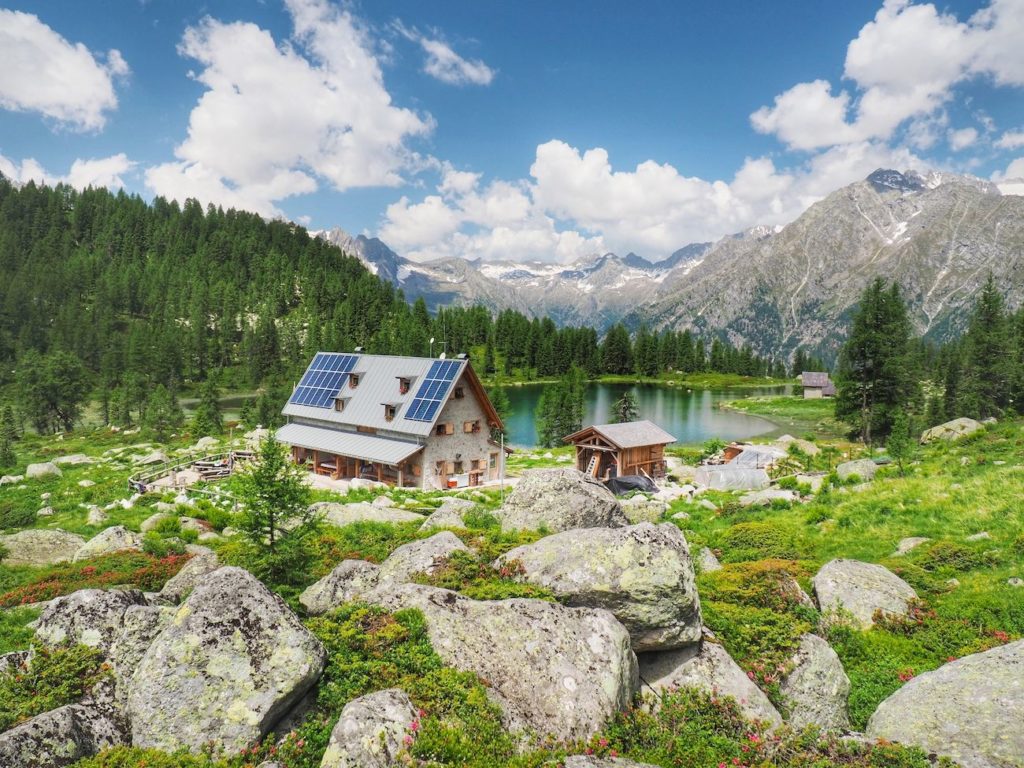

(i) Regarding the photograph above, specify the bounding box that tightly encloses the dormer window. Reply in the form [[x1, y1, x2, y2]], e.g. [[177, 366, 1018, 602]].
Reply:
[[398, 377, 411, 395], [453, 386, 465, 399], [334, 397, 347, 412], [349, 374, 360, 389], [384, 404, 397, 421]]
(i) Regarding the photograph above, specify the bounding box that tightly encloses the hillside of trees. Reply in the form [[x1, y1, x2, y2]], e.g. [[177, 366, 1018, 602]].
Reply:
[[0, 175, 804, 434]]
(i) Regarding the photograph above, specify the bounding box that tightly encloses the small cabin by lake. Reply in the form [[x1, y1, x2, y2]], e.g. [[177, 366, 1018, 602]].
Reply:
[[564, 420, 676, 480], [277, 351, 505, 490], [800, 371, 836, 399]]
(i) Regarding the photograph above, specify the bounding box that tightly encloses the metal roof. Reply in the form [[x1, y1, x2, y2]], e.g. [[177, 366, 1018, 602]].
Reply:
[[282, 354, 469, 438], [275, 423, 424, 465], [565, 420, 676, 448], [801, 371, 831, 387]]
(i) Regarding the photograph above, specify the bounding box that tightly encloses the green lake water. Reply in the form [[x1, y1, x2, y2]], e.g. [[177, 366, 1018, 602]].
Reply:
[[500, 382, 788, 447]]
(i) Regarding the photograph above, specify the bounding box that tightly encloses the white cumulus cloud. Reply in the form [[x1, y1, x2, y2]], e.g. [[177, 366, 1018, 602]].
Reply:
[[0, 153, 134, 189], [948, 127, 979, 150], [0, 9, 129, 131], [752, 0, 1023, 151], [376, 140, 923, 264], [395, 22, 495, 86], [145, 0, 432, 217], [995, 130, 1024, 149]]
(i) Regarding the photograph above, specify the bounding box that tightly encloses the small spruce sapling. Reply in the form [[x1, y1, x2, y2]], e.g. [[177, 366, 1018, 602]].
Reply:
[[887, 410, 915, 476], [235, 437, 318, 586]]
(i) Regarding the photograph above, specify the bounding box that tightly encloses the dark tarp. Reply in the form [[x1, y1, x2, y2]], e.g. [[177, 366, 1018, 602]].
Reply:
[[605, 475, 659, 496]]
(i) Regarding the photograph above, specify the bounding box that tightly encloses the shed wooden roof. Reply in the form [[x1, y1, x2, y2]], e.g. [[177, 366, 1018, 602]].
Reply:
[[564, 420, 677, 449]]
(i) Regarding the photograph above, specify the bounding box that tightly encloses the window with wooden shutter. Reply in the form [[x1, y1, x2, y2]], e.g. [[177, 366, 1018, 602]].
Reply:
[[445, 423, 454, 435]]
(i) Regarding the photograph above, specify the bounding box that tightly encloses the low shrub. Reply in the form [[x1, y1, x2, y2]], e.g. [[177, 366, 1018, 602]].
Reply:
[[0, 606, 39, 653], [719, 521, 804, 561], [0, 644, 108, 731], [0, 501, 37, 531], [412, 550, 555, 601], [911, 540, 994, 572], [0, 552, 191, 608]]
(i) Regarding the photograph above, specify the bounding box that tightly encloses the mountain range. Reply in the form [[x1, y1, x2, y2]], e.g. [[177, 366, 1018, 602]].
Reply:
[[318, 169, 1024, 361]]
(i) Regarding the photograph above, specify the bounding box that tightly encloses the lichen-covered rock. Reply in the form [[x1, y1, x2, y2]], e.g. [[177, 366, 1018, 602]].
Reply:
[[0, 691, 128, 768], [739, 489, 798, 507], [299, 560, 381, 616], [72, 526, 143, 562], [419, 507, 466, 531], [140, 512, 173, 532], [158, 550, 221, 602], [0, 474, 23, 485], [920, 417, 984, 444], [779, 634, 850, 731], [639, 640, 783, 727], [419, 498, 476, 531], [53, 453, 94, 466], [867, 640, 1024, 768], [35, 588, 146, 654], [497, 468, 628, 533], [836, 459, 877, 482], [127, 567, 327, 753], [697, 547, 722, 573], [376, 531, 469, 585], [313, 501, 424, 527], [26, 461, 62, 479], [368, 583, 638, 742], [320, 688, 417, 768], [895, 536, 930, 555], [620, 495, 670, 524], [563, 757, 662, 768], [109, 605, 174, 702], [497, 523, 701, 652], [0, 529, 86, 566], [86, 506, 108, 526], [813, 559, 916, 628]]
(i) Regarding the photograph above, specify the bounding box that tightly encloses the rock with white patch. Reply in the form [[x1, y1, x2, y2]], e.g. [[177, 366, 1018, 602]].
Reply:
[[319, 688, 417, 768], [73, 526, 143, 562], [35, 588, 146, 654], [639, 640, 782, 727], [127, 567, 326, 753], [497, 468, 628, 533], [0, 529, 85, 566], [867, 640, 1024, 768], [26, 462, 62, 479], [779, 634, 850, 731], [496, 523, 701, 652], [920, 417, 984, 444], [299, 560, 381, 616], [813, 559, 916, 628], [368, 582, 638, 742]]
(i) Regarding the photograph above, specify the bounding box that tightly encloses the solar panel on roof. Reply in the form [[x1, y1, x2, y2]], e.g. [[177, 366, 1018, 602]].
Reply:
[[288, 353, 358, 408], [404, 359, 461, 422]]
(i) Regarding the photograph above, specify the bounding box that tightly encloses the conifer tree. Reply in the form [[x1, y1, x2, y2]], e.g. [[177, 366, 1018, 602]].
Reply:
[[958, 276, 1013, 418], [143, 385, 184, 442], [886, 410, 914, 476], [834, 279, 917, 444], [235, 437, 317, 586], [611, 390, 639, 423], [535, 366, 586, 447], [191, 379, 223, 436], [0, 405, 17, 469]]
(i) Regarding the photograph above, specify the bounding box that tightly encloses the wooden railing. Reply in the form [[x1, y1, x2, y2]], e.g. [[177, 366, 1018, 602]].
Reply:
[[127, 450, 254, 502]]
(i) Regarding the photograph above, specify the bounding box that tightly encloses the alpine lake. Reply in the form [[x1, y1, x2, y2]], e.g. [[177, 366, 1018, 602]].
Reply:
[[498, 381, 791, 447]]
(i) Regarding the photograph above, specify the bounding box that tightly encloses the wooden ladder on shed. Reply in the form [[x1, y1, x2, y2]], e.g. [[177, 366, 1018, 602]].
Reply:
[[585, 453, 600, 477]]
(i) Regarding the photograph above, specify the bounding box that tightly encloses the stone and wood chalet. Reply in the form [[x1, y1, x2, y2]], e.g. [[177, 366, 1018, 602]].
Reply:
[[564, 420, 677, 480], [800, 371, 836, 399], [277, 352, 506, 490]]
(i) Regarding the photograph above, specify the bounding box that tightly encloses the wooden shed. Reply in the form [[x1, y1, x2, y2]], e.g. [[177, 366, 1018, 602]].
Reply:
[[564, 420, 677, 480]]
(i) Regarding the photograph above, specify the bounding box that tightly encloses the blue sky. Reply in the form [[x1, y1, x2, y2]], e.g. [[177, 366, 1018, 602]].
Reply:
[[1, 0, 1023, 262]]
